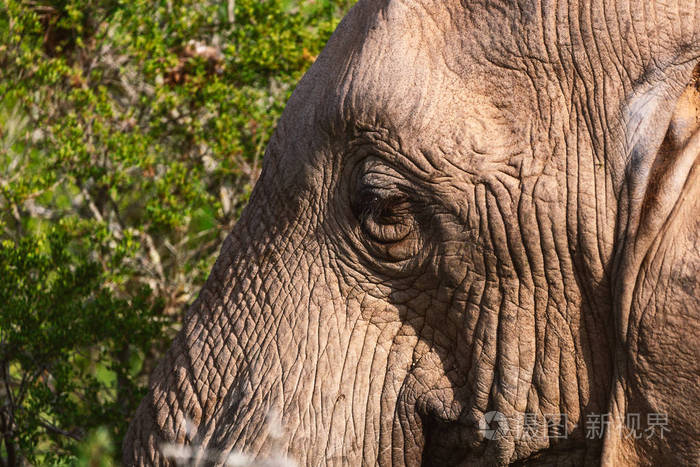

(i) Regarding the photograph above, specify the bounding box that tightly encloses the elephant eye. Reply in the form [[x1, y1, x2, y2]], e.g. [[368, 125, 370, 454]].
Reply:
[[351, 184, 422, 262], [348, 157, 425, 263], [355, 190, 413, 241]]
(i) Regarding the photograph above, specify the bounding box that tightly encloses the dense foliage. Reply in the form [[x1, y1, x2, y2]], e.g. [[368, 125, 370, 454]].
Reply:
[[0, 0, 353, 463]]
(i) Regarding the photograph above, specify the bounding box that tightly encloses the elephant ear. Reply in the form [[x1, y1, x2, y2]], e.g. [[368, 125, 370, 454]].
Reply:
[[604, 61, 700, 464]]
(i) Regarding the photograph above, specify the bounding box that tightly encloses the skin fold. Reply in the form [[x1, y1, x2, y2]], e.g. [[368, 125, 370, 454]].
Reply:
[[123, 1, 700, 465]]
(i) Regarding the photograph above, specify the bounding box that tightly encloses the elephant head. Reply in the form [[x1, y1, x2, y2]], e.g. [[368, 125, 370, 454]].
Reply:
[[124, 0, 700, 465]]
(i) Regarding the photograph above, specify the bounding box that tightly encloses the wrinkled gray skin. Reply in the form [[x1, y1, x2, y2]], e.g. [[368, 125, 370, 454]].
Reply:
[[124, 0, 700, 465]]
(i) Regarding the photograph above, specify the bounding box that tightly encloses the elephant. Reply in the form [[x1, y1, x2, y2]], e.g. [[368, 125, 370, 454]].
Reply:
[[124, 0, 700, 465]]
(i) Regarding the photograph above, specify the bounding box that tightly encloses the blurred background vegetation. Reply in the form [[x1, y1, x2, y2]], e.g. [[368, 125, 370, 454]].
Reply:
[[0, 0, 353, 463]]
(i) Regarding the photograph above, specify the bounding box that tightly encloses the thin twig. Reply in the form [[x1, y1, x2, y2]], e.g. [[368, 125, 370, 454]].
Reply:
[[37, 419, 82, 441], [227, 0, 235, 25]]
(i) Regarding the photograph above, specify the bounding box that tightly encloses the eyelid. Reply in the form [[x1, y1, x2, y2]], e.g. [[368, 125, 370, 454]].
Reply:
[[360, 169, 405, 190], [351, 157, 417, 221]]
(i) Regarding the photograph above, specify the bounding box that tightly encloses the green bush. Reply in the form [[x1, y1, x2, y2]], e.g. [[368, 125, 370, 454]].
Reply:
[[0, 0, 354, 463], [0, 226, 164, 464]]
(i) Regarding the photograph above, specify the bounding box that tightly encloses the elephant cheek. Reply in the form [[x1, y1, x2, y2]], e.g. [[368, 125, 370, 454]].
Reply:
[[605, 166, 700, 464], [632, 188, 700, 459]]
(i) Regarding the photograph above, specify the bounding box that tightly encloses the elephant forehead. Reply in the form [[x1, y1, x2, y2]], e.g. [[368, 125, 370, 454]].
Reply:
[[325, 0, 533, 177]]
